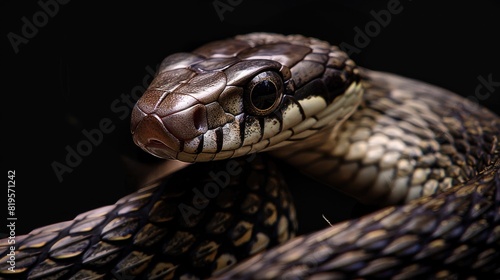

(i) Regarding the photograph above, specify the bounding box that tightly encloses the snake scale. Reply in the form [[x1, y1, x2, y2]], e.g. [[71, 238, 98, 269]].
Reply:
[[1, 33, 499, 279]]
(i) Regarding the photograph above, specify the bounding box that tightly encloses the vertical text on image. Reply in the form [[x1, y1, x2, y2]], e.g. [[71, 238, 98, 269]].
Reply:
[[6, 170, 17, 272]]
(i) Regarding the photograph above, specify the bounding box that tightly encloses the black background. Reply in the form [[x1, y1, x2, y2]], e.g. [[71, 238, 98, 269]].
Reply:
[[2, 0, 500, 237]]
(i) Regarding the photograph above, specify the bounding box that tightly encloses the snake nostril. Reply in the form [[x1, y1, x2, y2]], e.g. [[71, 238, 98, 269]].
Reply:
[[193, 106, 207, 131], [163, 105, 207, 140]]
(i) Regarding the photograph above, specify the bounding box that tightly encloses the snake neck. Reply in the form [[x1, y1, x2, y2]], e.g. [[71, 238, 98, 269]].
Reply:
[[270, 107, 357, 157], [270, 68, 500, 207], [269, 80, 365, 182]]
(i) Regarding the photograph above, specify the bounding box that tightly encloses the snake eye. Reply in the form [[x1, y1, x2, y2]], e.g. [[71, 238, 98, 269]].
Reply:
[[244, 71, 284, 116]]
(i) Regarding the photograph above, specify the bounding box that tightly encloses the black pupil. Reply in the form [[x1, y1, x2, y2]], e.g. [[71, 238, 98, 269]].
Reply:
[[251, 80, 277, 110]]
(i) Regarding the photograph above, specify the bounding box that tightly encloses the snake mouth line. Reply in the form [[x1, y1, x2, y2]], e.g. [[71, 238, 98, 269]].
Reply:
[[143, 139, 178, 159]]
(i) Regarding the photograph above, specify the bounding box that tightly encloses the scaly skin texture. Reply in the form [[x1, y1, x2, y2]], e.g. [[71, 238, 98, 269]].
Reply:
[[214, 162, 500, 279], [272, 68, 500, 206], [214, 68, 500, 279], [1, 33, 499, 279], [131, 32, 500, 278], [0, 155, 297, 279]]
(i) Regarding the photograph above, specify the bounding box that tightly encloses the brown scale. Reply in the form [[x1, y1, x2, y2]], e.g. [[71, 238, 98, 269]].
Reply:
[[0, 155, 297, 279]]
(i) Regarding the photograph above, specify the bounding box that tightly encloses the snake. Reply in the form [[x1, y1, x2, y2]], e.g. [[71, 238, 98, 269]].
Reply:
[[1, 32, 499, 279]]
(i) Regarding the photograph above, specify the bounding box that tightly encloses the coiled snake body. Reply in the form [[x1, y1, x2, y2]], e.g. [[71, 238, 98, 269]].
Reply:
[[1, 33, 499, 279]]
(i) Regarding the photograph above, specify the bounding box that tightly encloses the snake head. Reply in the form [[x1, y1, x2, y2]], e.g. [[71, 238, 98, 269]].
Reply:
[[131, 33, 361, 162]]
